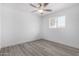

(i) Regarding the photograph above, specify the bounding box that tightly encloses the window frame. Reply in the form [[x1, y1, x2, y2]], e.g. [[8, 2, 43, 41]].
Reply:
[[49, 16, 65, 29]]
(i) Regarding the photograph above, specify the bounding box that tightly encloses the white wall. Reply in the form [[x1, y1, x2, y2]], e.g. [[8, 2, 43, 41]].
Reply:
[[1, 4, 41, 48], [42, 5, 79, 48], [0, 4, 2, 49]]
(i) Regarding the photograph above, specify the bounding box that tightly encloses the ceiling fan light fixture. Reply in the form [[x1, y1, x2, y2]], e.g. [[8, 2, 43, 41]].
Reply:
[[30, 3, 52, 15], [38, 9, 44, 14]]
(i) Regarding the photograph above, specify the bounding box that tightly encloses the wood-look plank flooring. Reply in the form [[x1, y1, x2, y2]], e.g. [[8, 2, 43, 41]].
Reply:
[[0, 39, 79, 56]]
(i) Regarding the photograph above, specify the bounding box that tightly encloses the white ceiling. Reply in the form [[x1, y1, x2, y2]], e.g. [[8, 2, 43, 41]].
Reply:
[[2, 3, 79, 15], [47, 3, 77, 12]]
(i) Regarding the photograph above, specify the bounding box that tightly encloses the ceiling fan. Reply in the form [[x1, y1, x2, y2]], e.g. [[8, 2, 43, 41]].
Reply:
[[30, 3, 52, 15]]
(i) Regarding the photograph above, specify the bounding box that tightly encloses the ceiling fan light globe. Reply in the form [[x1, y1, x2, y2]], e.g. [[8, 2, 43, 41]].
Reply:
[[38, 9, 44, 13]]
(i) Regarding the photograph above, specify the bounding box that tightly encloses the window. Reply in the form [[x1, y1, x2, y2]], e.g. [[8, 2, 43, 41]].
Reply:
[[49, 16, 65, 28]]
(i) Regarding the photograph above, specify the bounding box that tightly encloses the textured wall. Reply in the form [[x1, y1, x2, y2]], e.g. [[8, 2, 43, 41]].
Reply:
[[42, 5, 79, 48], [1, 4, 41, 48]]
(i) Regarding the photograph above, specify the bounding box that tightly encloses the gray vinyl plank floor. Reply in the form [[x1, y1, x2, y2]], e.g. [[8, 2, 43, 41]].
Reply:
[[0, 39, 79, 56]]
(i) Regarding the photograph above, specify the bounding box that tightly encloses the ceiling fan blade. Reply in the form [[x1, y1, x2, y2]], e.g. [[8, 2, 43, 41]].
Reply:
[[30, 4, 37, 8], [44, 3, 48, 7], [44, 9, 52, 12]]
